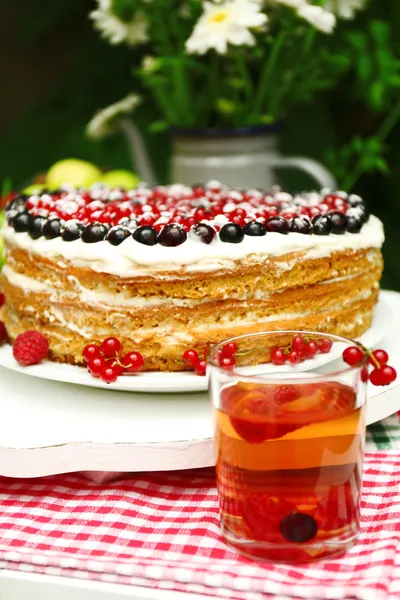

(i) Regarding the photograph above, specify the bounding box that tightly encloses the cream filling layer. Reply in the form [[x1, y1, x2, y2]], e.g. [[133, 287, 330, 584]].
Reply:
[[18, 289, 373, 342], [2, 216, 384, 277], [2, 264, 372, 309]]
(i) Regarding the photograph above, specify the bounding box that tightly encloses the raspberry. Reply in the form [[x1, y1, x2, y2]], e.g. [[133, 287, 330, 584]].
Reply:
[[12, 330, 49, 366]]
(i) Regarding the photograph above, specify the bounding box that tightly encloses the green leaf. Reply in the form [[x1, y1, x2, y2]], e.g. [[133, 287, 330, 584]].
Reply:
[[149, 120, 168, 133], [111, 0, 138, 23], [216, 98, 236, 115]]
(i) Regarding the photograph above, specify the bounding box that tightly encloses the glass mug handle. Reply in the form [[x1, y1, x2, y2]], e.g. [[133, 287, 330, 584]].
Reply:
[[270, 156, 337, 190]]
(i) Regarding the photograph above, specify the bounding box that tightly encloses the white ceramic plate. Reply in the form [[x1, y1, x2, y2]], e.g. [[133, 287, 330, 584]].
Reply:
[[0, 293, 392, 393]]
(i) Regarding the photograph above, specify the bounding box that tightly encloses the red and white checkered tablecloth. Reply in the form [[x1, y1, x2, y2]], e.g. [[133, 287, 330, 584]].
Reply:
[[0, 451, 400, 600]]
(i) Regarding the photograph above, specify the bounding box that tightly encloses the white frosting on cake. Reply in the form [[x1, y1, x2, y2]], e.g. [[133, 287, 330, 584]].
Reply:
[[2, 215, 384, 277]]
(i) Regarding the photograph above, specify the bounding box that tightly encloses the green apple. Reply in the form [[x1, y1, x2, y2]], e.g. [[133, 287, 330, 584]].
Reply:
[[100, 169, 140, 190], [23, 184, 46, 195], [46, 159, 102, 189]]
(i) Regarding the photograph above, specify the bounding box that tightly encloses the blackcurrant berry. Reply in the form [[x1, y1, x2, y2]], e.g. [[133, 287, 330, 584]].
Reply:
[[61, 220, 84, 242], [279, 513, 318, 543], [81, 222, 109, 243], [243, 221, 266, 236], [107, 227, 131, 246], [28, 216, 47, 240], [42, 218, 63, 239], [329, 211, 348, 234], [312, 214, 332, 235], [266, 216, 289, 234], [219, 223, 244, 243], [288, 216, 311, 234], [157, 223, 187, 247], [346, 216, 363, 234], [190, 223, 216, 244], [132, 226, 158, 246], [12, 211, 31, 232], [347, 194, 363, 207]]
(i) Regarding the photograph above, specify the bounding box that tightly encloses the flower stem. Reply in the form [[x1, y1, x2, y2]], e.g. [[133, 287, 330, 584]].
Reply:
[[342, 97, 400, 191], [252, 30, 286, 119]]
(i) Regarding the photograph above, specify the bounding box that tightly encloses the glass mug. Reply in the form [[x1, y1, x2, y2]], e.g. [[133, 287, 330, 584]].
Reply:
[[208, 331, 368, 563]]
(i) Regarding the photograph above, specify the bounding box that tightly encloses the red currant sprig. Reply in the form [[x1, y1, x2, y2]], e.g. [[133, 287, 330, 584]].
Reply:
[[342, 346, 397, 387], [271, 334, 332, 366], [181, 341, 238, 376], [82, 337, 144, 384]]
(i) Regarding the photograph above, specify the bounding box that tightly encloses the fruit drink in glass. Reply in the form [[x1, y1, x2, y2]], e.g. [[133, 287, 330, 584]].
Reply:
[[208, 331, 367, 563]]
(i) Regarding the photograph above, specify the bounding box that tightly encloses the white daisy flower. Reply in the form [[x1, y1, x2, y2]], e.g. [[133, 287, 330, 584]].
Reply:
[[324, 0, 366, 19], [185, 0, 268, 55], [87, 94, 141, 139], [297, 4, 336, 33], [141, 55, 160, 74], [90, 0, 148, 46]]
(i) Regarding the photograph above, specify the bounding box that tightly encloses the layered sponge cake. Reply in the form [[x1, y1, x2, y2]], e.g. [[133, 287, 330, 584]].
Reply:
[[0, 182, 384, 371]]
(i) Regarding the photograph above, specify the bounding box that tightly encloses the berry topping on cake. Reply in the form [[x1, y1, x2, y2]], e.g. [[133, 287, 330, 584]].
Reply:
[[157, 223, 187, 247], [312, 214, 332, 235], [28, 215, 47, 239], [266, 216, 289, 234], [133, 225, 158, 246], [5, 183, 372, 247], [219, 223, 244, 243], [12, 330, 49, 366], [81, 222, 109, 243], [42, 218, 63, 239], [329, 211, 348, 235], [244, 221, 266, 236], [107, 226, 131, 246], [61, 220, 84, 242], [12, 212, 31, 232], [190, 223, 216, 244], [289, 216, 311, 234]]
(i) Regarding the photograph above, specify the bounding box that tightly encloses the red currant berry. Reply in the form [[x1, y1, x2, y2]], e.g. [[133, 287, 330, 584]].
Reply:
[[100, 365, 119, 384], [319, 338, 333, 354], [304, 340, 318, 359], [271, 347, 286, 366], [369, 349, 389, 367], [107, 360, 125, 376], [361, 366, 369, 383], [221, 342, 238, 358], [342, 346, 364, 367], [370, 365, 397, 386], [87, 356, 107, 378], [0, 321, 7, 344], [292, 335, 305, 352], [288, 350, 301, 364], [122, 351, 144, 373], [369, 368, 384, 386], [101, 337, 121, 357], [220, 356, 235, 370], [82, 343, 101, 362], [182, 349, 199, 368], [194, 359, 207, 376], [0, 293, 4, 308]]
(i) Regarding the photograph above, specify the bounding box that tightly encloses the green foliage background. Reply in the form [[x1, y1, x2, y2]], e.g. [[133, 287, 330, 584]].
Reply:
[[1, 0, 399, 289]]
